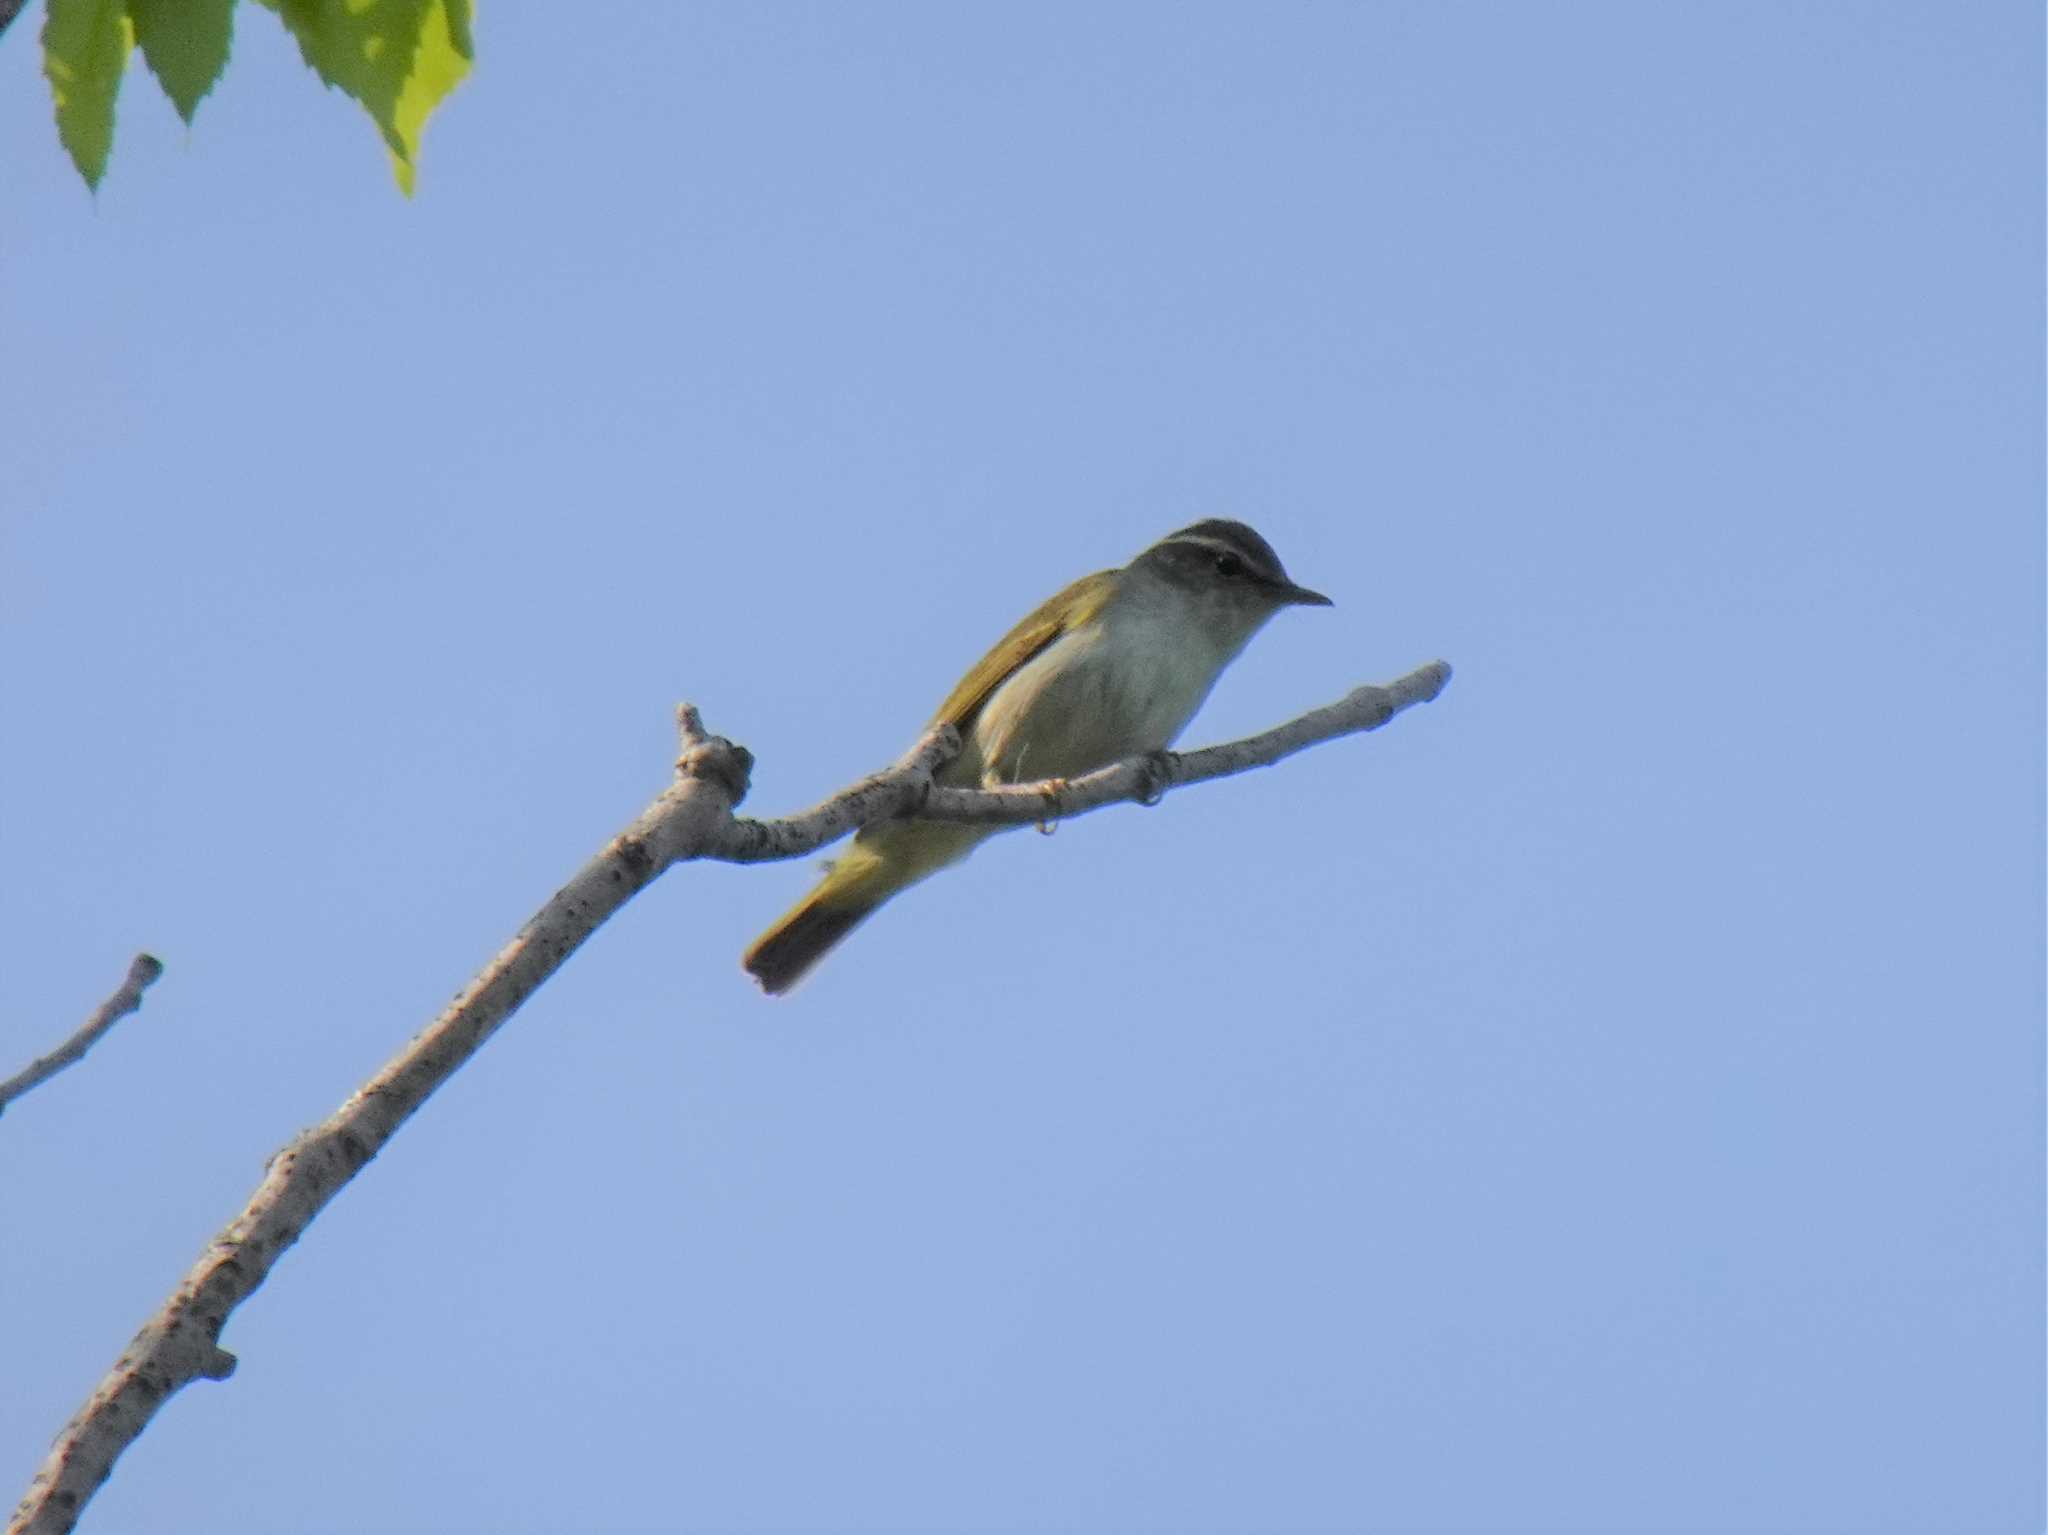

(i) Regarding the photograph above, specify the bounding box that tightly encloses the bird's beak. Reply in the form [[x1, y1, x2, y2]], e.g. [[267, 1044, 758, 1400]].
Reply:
[[1275, 580, 1333, 607]]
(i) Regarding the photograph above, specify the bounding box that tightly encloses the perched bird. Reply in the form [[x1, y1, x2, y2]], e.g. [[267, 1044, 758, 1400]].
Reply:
[[743, 519, 1331, 993]]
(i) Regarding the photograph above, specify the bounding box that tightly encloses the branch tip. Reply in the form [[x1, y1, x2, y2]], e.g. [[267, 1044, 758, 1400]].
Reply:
[[0, 951, 170, 1119], [674, 703, 708, 749]]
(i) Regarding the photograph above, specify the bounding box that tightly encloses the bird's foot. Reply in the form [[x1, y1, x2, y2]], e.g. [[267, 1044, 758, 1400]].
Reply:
[[1134, 750, 1177, 808], [1036, 776, 1069, 836]]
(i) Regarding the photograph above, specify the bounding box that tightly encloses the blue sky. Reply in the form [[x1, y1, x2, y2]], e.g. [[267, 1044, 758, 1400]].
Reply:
[[2, 5, 2040, 1531]]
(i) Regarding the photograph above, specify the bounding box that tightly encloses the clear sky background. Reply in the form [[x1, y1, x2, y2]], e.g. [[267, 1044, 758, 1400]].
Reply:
[[2, 5, 2040, 1532]]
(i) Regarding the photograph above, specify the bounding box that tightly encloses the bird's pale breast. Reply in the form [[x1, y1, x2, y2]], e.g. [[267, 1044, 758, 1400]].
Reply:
[[970, 605, 1231, 785]]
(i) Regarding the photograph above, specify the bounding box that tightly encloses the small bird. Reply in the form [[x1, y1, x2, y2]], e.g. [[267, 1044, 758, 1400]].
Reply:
[[743, 519, 1332, 993]]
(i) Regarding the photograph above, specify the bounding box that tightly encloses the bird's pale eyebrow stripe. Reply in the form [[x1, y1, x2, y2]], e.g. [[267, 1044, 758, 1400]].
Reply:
[[1154, 534, 1281, 576]]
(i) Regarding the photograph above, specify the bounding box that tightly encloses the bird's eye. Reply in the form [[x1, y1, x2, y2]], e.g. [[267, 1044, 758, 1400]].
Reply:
[[1214, 552, 1244, 578]]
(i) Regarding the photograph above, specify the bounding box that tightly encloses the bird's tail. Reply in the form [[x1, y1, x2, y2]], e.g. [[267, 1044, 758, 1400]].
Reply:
[[742, 879, 881, 996], [742, 822, 981, 994]]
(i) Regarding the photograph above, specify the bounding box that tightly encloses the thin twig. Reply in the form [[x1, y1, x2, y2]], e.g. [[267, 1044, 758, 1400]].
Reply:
[[0, 955, 166, 1119], [709, 725, 961, 862], [9, 663, 1450, 1535], [918, 659, 1450, 827]]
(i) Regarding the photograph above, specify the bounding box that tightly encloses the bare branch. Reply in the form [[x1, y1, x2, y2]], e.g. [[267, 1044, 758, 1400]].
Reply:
[[708, 724, 960, 862], [0, 955, 166, 1120], [8, 734, 756, 1535], [917, 658, 1450, 828], [9, 662, 1449, 1535], [707, 658, 1451, 852]]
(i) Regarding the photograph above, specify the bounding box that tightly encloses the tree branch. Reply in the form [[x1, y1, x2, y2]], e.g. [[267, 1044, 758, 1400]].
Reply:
[[9, 663, 1450, 1535], [708, 659, 1450, 856], [0, 955, 165, 1120], [919, 657, 1449, 828], [708, 723, 963, 862]]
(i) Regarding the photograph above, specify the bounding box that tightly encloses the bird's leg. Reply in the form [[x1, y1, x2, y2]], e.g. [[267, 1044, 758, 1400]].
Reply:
[[1000, 741, 1067, 835]]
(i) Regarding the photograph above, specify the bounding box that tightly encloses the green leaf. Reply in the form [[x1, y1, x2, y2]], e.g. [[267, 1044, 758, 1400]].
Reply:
[[383, 0, 469, 193], [42, 0, 133, 189], [129, 0, 234, 124], [257, 0, 472, 193]]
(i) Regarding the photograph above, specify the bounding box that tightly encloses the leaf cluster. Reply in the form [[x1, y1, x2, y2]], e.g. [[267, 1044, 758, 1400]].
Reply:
[[38, 0, 473, 192]]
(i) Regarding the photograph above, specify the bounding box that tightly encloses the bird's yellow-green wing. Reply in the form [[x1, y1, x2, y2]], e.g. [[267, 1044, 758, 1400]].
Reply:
[[745, 568, 1120, 990], [929, 568, 1117, 729]]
